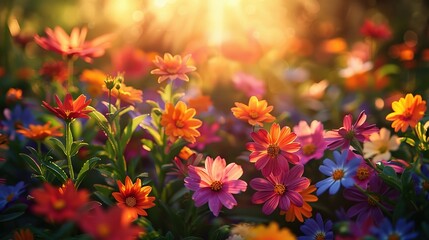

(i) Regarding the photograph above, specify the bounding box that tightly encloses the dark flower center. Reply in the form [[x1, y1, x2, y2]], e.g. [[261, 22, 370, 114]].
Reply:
[[274, 184, 286, 195], [302, 143, 316, 156], [367, 194, 380, 206], [210, 181, 223, 191], [388, 233, 400, 240], [53, 199, 66, 210], [175, 120, 185, 128], [315, 232, 326, 240], [267, 144, 280, 158], [332, 169, 344, 180], [356, 166, 370, 181], [125, 196, 137, 207]]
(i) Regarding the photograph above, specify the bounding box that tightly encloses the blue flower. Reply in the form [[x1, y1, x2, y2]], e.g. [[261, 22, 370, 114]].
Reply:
[[371, 218, 418, 240], [0, 181, 25, 211], [316, 150, 360, 195], [298, 213, 333, 240], [1, 105, 37, 141]]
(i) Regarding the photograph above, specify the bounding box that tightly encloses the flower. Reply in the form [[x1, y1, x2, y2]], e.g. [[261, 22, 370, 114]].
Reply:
[[370, 218, 418, 240], [232, 72, 266, 98], [0, 181, 25, 211], [6, 88, 23, 103], [31, 180, 89, 223], [363, 128, 400, 163], [150, 53, 196, 83], [189, 122, 221, 151], [246, 222, 296, 240], [316, 150, 360, 195], [246, 123, 300, 176], [78, 206, 144, 240], [353, 161, 375, 189], [344, 175, 398, 225], [184, 156, 247, 216], [107, 84, 143, 106], [112, 176, 156, 220], [42, 93, 92, 122], [13, 228, 34, 240], [34, 26, 111, 63], [168, 152, 204, 179], [39, 61, 69, 83], [280, 185, 318, 222], [386, 93, 427, 132], [160, 101, 202, 143], [80, 69, 106, 97], [112, 46, 156, 79], [360, 19, 392, 40], [325, 110, 378, 150], [1, 105, 37, 141], [298, 213, 334, 240], [231, 96, 275, 127], [250, 164, 309, 215], [16, 122, 62, 141], [188, 95, 213, 114], [293, 120, 327, 164]]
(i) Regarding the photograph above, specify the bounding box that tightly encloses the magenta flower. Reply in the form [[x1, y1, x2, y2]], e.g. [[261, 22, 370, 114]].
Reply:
[[352, 160, 375, 189], [232, 72, 266, 98], [293, 120, 327, 164], [189, 122, 222, 151], [184, 156, 247, 216], [250, 164, 309, 215], [324, 110, 378, 150]]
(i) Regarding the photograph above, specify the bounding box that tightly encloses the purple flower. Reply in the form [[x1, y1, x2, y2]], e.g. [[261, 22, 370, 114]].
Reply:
[[316, 150, 360, 195], [371, 218, 418, 240], [189, 122, 221, 151], [298, 213, 333, 240], [344, 175, 398, 225], [1, 105, 37, 141], [324, 110, 378, 150], [0, 181, 25, 211], [293, 120, 327, 164]]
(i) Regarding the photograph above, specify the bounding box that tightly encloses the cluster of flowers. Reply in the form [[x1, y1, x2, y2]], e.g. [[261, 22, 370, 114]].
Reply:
[[0, 21, 428, 240]]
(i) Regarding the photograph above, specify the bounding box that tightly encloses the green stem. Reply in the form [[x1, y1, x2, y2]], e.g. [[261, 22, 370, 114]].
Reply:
[[108, 89, 112, 122], [354, 183, 392, 217], [67, 58, 74, 91], [65, 121, 74, 180], [351, 138, 381, 173]]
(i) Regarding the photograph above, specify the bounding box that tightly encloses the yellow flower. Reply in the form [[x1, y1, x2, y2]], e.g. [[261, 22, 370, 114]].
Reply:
[[247, 222, 296, 240], [231, 96, 275, 127], [386, 93, 426, 132]]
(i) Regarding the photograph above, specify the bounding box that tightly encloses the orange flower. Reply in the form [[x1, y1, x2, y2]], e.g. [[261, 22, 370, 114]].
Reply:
[[161, 101, 202, 143], [386, 93, 427, 132], [34, 26, 111, 63], [188, 95, 213, 114], [109, 84, 143, 105], [78, 206, 144, 240], [6, 88, 23, 102], [42, 93, 92, 122], [31, 180, 89, 223], [16, 122, 63, 141], [280, 185, 318, 222], [112, 176, 155, 220], [150, 53, 196, 83], [13, 228, 34, 240], [231, 96, 275, 127], [80, 69, 106, 97]]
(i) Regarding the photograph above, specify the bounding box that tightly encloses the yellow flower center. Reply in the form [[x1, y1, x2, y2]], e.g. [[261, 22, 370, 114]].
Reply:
[[249, 110, 259, 119], [388, 233, 400, 240], [97, 223, 110, 237], [125, 196, 137, 207], [367, 195, 380, 206], [6, 193, 14, 202], [302, 143, 316, 156], [356, 166, 370, 181], [53, 199, 66, 210], [378, 145, 388, 153], [274, 184, 286, 195], [267, 144, 280, 158], [315, 232, 326, 240], [210, 181, 223, 191], [332, 169, 344, 180], [175, 120, 185, 128]]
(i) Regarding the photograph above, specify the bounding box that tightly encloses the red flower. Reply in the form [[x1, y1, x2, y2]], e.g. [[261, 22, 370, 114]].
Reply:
[[360, 20, 392, 40], [34, 26, 111, 63], [42, 93, 92, 122]]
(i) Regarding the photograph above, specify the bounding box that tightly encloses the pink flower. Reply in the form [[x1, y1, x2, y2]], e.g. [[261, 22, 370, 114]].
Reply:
[[246, 123, 300, 176], [34, 26, 111, 63], [112, 46, 155, 79], [250, 164, 309, 215], [293, 120, 327, 164], [324, 111, 378, 150], [232, 72, 266, 98], [150, 53, 196, 83], [360, 19, 392, 40], [189, 122, 222, 151], [184, 156, 247, 216]]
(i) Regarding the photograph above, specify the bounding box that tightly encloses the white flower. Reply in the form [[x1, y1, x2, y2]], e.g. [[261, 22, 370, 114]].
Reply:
[[363, 128, 401, 163], [339, 57, 373, 78]]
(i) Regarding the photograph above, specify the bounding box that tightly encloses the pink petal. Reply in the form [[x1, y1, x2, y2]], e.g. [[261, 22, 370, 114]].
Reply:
[[250, 178, 273, 191], [208, 196, 222, 216], [222, 163, 243, 181], [218, 191, 237, 209], [192, 188, 212, 207], [252, 191, 276, 204], [223, 180, 247, 194], [262, 195, 279, 215]]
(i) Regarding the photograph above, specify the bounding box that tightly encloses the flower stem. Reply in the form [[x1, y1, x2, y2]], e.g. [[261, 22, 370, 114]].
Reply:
[[67, 58, 75, 91], [65, 121, 74, 180]]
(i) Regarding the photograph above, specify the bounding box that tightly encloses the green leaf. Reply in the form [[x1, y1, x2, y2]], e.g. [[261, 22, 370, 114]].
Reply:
[[70, 140, 89, 157], [93, 184, 115, 196], [0, 203, 27, 222], [87, 106, 111, 133], [146, 100, 160, 109], [50, 137, 66, 155], [376, 64, 400, 77], [93, 191, 114, 206], [209, 225, 230, 240], [120, 114, 148, 147], [43, 161, 68, 183], [166, 139, 188, 163], [141, 123, 162, 145], [19, 153, 42, 175], [379, 165, 401, 190], [75, 157, 100, 188]]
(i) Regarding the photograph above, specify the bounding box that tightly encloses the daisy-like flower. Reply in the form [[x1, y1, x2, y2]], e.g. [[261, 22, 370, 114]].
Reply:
[[42, 93, 92, 122], [31, 180, 89, 223], [13, 228, 34, 240], [386, 93, 427, 132], [184, 156, 247, 217], [246, 123, 300, 176], [108, 84, 143, 106], [280, 185, 318, 222], [324, 110, 378, 150], [16, 122, 62, 141], [150, 53, 196, 83], [231, 96, 275, 127], [189, 122, 221, 151], [316, 150, 360, 195], [293, 120, 327, 165], [363, 128, 400, 163], [250, 164, 309, 215], [353, 161, 375, 189], [160, 101, 202, 144], [39, 61, 69, 83], [112, 176, 155, 221], [246, 222, 296, 240], [6, 88, 23, 103], [298, 213, 334, 240], [344, 175, 398, 225], [0, 181, 25, 211], [78, 206, 144, 240], [34, 26, 111, 63], [188, 95, 213, 114], [80, 69, 106, 97], [1, 105, 37, 141], [370, 218, 418, 240]]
